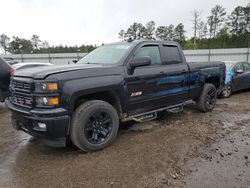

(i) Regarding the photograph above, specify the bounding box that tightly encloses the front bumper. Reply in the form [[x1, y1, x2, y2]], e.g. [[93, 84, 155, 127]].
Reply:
[[5, 98, 70, 147]]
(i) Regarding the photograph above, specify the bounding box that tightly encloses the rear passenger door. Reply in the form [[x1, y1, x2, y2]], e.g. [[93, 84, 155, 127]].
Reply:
[[159, 44, 189, 105], [125, 43, 189, 115]]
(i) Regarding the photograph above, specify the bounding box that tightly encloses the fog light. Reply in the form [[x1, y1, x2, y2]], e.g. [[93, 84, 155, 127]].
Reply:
[[38, 122, 46, 129], [33, 122, 47, 132]]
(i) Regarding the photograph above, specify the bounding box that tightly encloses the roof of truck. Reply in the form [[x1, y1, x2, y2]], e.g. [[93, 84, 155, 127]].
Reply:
[[106, 40, 179, 46]]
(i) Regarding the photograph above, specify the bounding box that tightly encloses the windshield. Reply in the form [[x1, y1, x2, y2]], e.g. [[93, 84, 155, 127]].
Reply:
[[77, 44, 133, 65]]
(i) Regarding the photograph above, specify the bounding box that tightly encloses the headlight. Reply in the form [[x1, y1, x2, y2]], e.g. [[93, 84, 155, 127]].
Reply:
[[36, 96, 59, 107], [35, 83, 58, 92]]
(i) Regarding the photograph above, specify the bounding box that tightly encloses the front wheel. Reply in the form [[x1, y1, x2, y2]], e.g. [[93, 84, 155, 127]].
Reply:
[[197, 83, 217, 112], [70, 100, 119, 152], [221, 85, 232, 98]]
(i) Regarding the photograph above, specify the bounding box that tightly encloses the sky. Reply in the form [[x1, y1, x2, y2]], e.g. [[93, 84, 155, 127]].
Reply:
[[0, 0, 248, 47]]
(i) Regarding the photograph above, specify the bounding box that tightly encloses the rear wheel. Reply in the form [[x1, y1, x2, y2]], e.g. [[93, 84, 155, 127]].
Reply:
[[221, 85, 232, 98], [197, 83, 217, 112], [70, 100, 119, 152]]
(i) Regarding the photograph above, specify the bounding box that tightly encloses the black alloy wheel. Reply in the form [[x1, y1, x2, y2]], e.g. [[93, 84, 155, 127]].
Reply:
[[197, 83, 217, 112], [70, 100, 119, 152], [206, 87, 216, 110], [84, 111, 113, 144]]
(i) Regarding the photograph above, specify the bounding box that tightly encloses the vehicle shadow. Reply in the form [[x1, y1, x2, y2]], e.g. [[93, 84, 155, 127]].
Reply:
[[0, 103, 8, 114], [5, 101, 201, 156]]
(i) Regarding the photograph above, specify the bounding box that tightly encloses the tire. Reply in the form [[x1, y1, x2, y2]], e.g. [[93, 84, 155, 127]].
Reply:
[[197, 83, 217, 112], [70, 100, 119, 152], [221, 85, 232, 98]]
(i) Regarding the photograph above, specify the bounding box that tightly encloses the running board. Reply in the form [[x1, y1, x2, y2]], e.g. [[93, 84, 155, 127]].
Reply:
[[132, 112, 157, 123], [122, 102, 187, 122], [167, 105, 183, 113]]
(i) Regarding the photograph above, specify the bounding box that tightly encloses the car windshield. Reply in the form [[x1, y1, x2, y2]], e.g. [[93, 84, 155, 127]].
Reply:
[[77, 44, 133, 65]]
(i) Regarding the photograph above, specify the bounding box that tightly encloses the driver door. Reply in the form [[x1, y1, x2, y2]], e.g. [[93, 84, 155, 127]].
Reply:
[[125, 44, 164, 115]]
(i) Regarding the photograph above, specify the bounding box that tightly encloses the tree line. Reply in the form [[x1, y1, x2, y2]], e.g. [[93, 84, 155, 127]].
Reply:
[[119, 4, 250, 49], [0, 34, 96, 54], [0, 4, 249, 54]]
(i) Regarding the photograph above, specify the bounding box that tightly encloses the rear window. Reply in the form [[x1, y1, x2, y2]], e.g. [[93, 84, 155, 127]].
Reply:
[[162, 45, 182, 64]]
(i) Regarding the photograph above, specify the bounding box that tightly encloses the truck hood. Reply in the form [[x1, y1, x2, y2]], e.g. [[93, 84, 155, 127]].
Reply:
[[14, 64, 104, 79]]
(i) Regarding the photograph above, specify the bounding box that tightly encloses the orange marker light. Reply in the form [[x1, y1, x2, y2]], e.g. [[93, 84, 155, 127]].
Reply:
[[48, 98, 59, 106], [47, 83, 58, 91]]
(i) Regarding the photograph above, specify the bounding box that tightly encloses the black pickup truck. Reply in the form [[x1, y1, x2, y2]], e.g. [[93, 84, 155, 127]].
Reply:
[[5, 40, 225, 152]]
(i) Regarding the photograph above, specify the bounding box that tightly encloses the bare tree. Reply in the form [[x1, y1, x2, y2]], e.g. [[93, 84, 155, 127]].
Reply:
[[198, 21, 208, 39], [191, 10, 201, 49]]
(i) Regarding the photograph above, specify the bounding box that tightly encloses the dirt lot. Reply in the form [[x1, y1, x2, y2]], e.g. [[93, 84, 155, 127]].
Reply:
[[0, 92, 250, 188]]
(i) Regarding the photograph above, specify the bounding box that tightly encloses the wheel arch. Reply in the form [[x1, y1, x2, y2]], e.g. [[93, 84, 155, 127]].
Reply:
[[71, 90, 124, 119], [205, 76, 220, 89]]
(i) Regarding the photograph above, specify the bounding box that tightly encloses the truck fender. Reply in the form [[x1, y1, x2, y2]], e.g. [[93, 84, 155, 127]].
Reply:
[[62, 75, 125, 114]]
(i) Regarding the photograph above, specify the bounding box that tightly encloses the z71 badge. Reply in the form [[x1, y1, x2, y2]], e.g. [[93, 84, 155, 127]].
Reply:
[[130, 91, 142, 97]]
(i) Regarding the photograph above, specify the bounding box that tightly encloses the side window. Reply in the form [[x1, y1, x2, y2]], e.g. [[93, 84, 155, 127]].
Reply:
[[233, 63, 243, 73], [134, 46, 161, 66], [243, 63, 250, 72], [162, 45, 182, 64]]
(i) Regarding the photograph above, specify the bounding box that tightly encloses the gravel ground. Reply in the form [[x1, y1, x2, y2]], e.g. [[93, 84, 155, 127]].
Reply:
[[0, 91, 249, 188]]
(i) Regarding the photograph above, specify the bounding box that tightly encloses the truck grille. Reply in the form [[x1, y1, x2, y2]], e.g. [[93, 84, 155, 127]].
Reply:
[[10, 79, 33, 108], [11, 80, 32, 91]]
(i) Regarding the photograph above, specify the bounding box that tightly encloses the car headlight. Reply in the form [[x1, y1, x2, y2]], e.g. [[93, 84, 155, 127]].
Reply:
[[35, 83, 58, 92], [36, 96, 59, 107]]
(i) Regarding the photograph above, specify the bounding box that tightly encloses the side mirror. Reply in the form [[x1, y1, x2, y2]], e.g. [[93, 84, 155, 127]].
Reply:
[[236, 69, 243, 74], [72, 60, 78, 64], [129, 56, 151, 68]]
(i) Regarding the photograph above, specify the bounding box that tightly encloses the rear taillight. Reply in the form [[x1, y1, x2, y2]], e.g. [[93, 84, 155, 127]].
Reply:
[[10, 68, 14, 76]]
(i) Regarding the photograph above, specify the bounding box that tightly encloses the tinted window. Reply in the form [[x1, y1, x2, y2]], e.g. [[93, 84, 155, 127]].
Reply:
[[243, 63, 250, 72], [163, 45, 182, 64], [233, 63, 243, 73], [135, 46, 161, 66]]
